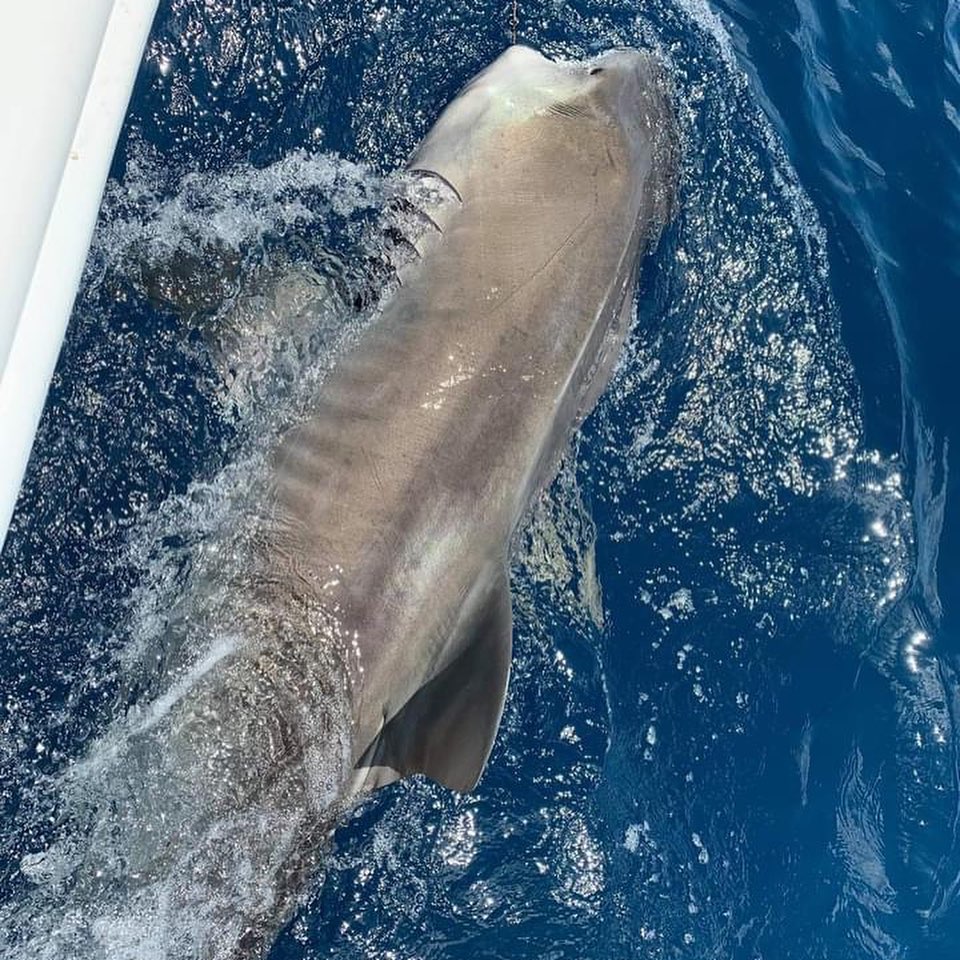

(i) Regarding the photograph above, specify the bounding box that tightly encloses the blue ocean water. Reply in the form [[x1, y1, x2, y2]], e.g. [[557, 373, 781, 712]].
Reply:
[[0, 1, 957, 958]]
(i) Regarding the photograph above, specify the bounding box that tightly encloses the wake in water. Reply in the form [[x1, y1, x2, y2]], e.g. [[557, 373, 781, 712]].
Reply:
[[0, 148, 460, 958]]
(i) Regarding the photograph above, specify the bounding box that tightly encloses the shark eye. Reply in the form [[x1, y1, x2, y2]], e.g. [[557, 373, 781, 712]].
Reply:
[[589, 67, 604, 76]]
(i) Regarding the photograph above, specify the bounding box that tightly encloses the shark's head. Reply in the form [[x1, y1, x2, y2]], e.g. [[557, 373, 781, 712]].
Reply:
[[409, 45, 677, 224]]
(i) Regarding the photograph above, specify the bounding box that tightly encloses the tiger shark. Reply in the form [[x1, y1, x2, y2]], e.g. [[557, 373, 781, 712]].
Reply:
[[307, 43, 678, 796], [10, 44, 677, 960]]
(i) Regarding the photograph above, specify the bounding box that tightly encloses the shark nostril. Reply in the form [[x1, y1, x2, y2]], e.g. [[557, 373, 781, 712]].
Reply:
[[589, 67, 604, 76]]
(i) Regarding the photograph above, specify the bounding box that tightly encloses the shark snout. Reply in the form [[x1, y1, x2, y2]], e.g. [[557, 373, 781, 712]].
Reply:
[[588, 47, 657, 84], [595, 47, 673, 122], [587, 47, 678, 221]]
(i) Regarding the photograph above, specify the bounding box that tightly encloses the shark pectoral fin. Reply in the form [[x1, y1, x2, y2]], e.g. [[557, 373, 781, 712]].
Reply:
[[139, 242, 244, 322], [359, 569, 513, 793], [142, 252, 352, 406]]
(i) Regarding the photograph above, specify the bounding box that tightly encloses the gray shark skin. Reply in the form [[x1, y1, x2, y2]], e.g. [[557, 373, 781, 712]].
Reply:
[[275, 44, 677, 794], [8, 46, 677, 960]]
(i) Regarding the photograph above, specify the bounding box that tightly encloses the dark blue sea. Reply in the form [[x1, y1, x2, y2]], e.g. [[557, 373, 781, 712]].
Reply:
[[1, 1, 958, 957]]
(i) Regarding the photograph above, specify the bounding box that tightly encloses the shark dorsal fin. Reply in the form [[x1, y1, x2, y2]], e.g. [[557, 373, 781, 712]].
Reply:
[[357, 568, 513, 793]]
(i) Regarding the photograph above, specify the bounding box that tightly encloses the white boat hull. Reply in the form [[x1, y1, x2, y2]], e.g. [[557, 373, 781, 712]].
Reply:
[[0, 1, 159, 549]]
